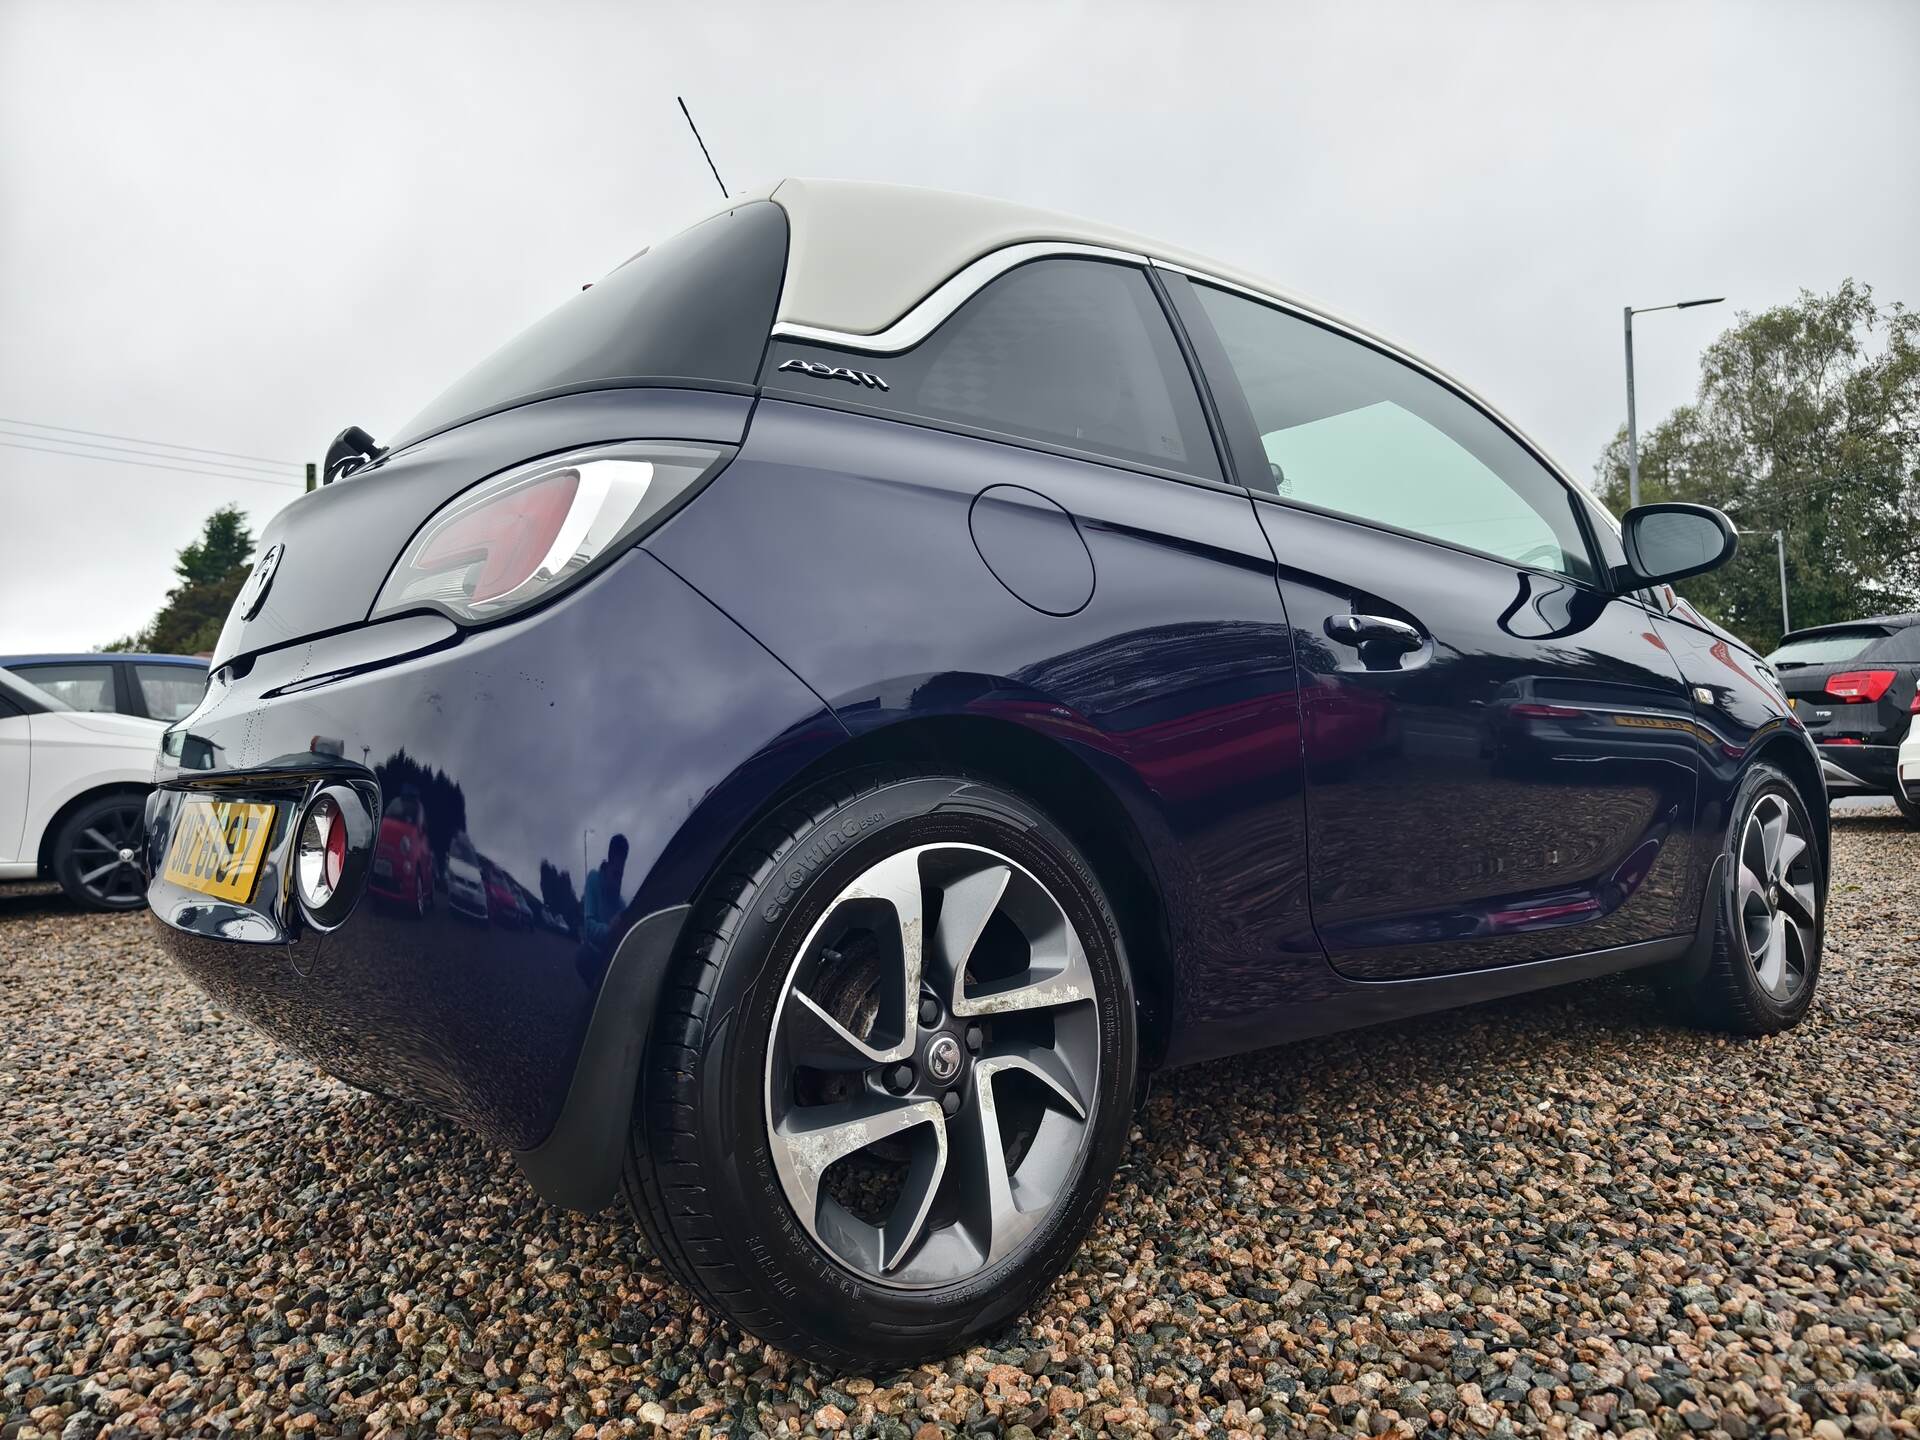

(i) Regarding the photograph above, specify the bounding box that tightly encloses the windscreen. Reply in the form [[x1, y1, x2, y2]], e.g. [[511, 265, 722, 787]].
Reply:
[[390, 199, 788, 451], [1766, 629, 1887, 667]]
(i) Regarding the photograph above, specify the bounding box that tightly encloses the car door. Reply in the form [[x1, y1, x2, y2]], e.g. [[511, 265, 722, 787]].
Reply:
[[0, 681, 32, 863], [660, 254, 1324, 1032], [1166, 272, 1701, 979]]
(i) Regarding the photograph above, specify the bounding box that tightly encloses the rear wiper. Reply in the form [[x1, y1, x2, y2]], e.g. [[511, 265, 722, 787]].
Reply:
[[323, 425, 388, 484]]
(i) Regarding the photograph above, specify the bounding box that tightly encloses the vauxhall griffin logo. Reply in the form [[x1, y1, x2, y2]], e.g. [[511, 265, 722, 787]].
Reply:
[[237, 542, 284, 620], [778, 357, 890, 391]]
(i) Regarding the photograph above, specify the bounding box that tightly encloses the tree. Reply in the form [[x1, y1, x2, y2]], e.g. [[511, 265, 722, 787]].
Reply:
[[1593, 280, 1920, 653], [104, 505, 256, 654]]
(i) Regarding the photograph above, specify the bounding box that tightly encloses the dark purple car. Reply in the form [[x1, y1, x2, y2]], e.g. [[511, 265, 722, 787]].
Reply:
[[146, 180, 1827, 1365]]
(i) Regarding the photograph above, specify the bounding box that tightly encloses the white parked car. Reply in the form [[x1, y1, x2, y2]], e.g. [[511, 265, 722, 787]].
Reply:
[[1901, 714, 1920, 813], [0, 664, 179, 909], [445, 830, 488, 921]]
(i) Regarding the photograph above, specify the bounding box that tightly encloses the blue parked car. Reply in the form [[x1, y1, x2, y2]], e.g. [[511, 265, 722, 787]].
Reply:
[[147, 180, 1825, 1365]]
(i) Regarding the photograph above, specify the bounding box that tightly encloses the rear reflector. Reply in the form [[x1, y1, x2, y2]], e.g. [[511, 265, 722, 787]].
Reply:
[[1819, 737, 1863, 745], [1826, 669, 1896, 702]]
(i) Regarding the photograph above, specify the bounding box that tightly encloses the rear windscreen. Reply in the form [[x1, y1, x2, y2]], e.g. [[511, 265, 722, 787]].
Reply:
[[1767, 629, 1887, 667], [390, 199, 788, 450]]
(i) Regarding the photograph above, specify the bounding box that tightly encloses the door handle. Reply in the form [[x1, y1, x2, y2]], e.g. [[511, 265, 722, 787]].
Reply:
[[1325, 613, 1424, 650]]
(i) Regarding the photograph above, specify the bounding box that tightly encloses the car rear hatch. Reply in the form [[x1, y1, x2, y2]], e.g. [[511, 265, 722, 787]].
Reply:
[[1769, 620, 1920, 751], [208, 198, 789, 672]]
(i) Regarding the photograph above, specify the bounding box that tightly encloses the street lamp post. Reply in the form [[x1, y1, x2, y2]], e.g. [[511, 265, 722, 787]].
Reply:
[[1773, 529, 1791, 636], [1624, 297, 1725, 509]]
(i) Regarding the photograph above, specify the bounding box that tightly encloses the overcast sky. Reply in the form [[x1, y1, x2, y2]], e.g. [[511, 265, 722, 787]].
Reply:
[[3, 0, 1916, 653]]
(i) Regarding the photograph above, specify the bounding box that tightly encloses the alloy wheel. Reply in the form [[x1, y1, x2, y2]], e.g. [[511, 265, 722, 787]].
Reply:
[[70, 802, 147, 907], [764, 843, 1100, 1290], [1736, 792, 1817, 1001]]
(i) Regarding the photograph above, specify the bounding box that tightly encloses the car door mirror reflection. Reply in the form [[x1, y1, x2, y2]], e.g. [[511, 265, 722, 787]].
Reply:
[[1620, 503, 1739, 587]]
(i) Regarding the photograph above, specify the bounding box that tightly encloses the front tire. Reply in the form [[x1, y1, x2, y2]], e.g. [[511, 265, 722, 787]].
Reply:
[[1671, 762, 1824, 1034], [52, 792, 149, 912], [625, 770, 1137, 1367]]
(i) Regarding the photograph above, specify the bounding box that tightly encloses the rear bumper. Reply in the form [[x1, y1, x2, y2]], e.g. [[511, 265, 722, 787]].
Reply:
[[145, 547, 842, 1198], [1814, 743, 1898, 792]]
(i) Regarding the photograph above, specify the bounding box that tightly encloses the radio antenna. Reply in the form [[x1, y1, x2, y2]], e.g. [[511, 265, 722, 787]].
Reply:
[[677, 97, 728, 199]]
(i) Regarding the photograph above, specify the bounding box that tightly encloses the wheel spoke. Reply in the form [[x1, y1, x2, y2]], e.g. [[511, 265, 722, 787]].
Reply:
[[933, 863, 1011, 1014], [1754, 921, 1789, 996], [978, 1041, 1087, 1119], [1737, 862, 1767, 915], [784, 989, 893, 1070], [1756, 800, 1786, 875], [79, 860, 119, 886], [83, 827, 117, 853], [832, 848, 925, 1062], [880, 1125, 949, 1274], [1775, 829, 1807, 877], [950, 1069, 1025, 1266], [770, 1096, 944, 1225], [954, 925, 1094, 1018]]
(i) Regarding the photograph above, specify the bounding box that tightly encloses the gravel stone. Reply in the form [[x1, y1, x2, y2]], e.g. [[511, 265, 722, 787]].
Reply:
[[3, 806, 1918, 1436]]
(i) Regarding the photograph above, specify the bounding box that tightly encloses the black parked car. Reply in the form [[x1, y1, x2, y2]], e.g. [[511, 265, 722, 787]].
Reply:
[[1767, 613, 1920, 821], [146, 180, 1827, 1365]]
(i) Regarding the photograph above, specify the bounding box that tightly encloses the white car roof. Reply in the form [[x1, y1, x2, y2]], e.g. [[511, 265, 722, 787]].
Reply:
[[738, 178, 1583, 490]]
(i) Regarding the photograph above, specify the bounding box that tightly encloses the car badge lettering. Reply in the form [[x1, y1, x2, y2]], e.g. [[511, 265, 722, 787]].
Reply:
[[237, 542, 283, 620], [778, 357, 889, 391]]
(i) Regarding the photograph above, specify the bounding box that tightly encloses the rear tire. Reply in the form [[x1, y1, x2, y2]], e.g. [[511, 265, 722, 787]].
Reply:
[[1671, 763, 1823, 1035], [624, 769, 1137, 1368], [1894, 790, 1920, 826], [51, 792, 149, 912]]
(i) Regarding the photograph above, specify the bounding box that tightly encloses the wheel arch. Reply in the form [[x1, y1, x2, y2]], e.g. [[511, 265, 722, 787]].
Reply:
[[1749, 730, 1830, 878], [719, 713, 1180, 1071], [514, 710, 1180, 1214], [36, 780, 150, 876]]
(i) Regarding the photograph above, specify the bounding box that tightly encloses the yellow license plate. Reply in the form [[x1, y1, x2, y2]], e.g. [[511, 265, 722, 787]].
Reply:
[[163, 800, 276, 903]]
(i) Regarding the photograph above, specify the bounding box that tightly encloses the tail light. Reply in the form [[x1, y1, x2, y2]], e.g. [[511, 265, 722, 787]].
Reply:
[[371, 442, 732, 625], [1826, 670, 1895, 702]]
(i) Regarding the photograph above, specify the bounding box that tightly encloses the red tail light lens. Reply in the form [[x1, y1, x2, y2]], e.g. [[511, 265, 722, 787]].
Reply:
[[372, 442, 730, 625], [1826, 669, 1895, 702], [413, 469, 579, 605]]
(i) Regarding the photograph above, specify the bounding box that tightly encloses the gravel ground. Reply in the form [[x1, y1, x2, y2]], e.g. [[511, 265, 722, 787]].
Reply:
[[4, 807, 1918, 1440]]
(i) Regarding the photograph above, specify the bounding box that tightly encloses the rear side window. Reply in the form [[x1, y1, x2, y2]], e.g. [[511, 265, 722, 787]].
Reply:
[[766, 259, 1221, 481], [1189, 283, 1595, 582], [1870, 622, 1920, 662], [12, 662, 117, 713], [134, 663, 206, 721], [1767, 629, 1888, 667], [391, 199, 790, 449]]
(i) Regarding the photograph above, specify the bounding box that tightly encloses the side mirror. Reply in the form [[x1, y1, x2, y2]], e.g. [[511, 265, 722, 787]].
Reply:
[[1618, 503, 1739, 588]]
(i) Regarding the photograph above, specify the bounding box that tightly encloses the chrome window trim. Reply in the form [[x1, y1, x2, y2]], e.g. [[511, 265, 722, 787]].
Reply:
[[771, 240, 1593, 506], [769, 242, 1149, 354]]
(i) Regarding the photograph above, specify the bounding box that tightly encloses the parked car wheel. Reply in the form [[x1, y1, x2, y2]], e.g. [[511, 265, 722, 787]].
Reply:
[[52, 792, 149, 912], [1895, 791, 1920, 826], [624, 770, 1137, 1367], [1672, 763, 1823, 1035]]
